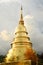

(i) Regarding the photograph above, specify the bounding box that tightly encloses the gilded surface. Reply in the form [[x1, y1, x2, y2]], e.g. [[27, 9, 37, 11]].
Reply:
[[5, 7, 38, 64]]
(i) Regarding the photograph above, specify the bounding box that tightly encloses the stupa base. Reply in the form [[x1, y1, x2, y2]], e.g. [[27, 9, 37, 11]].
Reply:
[[0, 60, 31, 65]]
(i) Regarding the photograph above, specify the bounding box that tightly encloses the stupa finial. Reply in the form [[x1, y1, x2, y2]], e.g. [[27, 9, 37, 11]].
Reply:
[[19, 5, 24, 25], [21, 5, 23, 19]]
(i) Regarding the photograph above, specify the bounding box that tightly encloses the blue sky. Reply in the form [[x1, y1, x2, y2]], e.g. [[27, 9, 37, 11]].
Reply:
[[0, 0, 43, 55]]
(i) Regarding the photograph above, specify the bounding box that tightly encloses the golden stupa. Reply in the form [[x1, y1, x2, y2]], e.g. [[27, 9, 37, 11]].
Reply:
[[5, 6, 38, 64]]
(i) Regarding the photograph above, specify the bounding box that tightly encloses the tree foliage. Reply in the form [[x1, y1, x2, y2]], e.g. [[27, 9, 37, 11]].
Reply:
[[0, 55, 6, 63]]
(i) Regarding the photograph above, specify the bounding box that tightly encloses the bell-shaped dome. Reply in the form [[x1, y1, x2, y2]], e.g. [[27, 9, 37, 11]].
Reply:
[[12, 22, 32, 46], [15, 24, 28, 34]]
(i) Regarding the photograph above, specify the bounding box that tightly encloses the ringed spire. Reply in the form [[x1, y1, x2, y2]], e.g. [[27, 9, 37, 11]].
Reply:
[[19, 6, 24, 25]]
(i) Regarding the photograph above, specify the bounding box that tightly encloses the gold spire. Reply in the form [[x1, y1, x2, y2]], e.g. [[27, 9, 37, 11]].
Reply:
[[19, 6, 24, 25], [20, 6, 23, 20]]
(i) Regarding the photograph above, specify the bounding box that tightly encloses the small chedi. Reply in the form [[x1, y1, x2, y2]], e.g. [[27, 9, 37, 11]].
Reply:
[[5, 6, 38, 65]]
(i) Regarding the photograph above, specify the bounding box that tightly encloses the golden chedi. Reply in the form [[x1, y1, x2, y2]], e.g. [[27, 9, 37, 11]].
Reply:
[[5, 6, 38, 63]]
